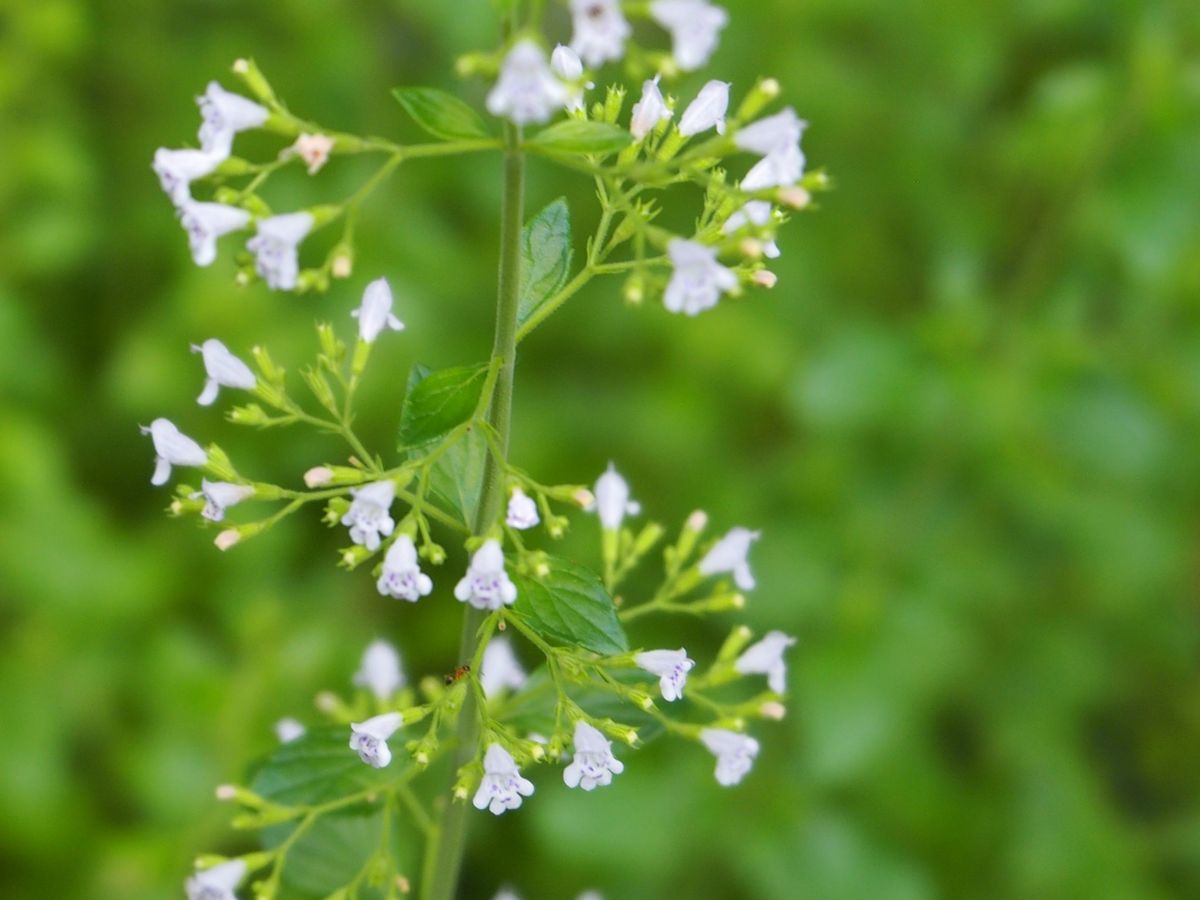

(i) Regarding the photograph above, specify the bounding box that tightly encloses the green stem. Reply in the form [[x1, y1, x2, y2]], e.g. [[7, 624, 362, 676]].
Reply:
[[421, 120, 524, 900]]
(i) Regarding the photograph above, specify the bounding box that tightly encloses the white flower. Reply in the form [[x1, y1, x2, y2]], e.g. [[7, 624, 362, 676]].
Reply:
[[341, 480, 396, 551], [551, 45, 590, 113], [349, 712, 404, 768], [629, 76, 672, 141], [591, 463, 640, 531], [376, 535, 433, 602], [698, 526, 760, 590], [650, 0, 729, 71], [735, 630, 796, 694], [723, 201, 780, 258], [246, 212, 313, 291], [700, 728, 759, 786], [635, 648, 695, 702], [563, 720, 624, 791], [663, 239, 738, 316], [292, 133, 335, 175], [197, 81, 269, 157], [178, 201, 251, 267], [454, 540, 518, 611], [678, 80, 730, 137], [505, 487, 540, 530], [185, 859, 246, 900], [153, 147, 220, 207], [473, 743, 535, 815], [275, 718, 305, 743], [741, 142, 805, 191], [191, 338, 256, 406], [487, 40, 568, 126], [493, 891, 522, 900], [194, 480, 254, 522], [734, 107, 806, 155], [353, 639, 405, 699], [569, 0, 632, 68], [140, 418, 207, 486], [350, 277, 405, 343], [480, 637, 527, 697]]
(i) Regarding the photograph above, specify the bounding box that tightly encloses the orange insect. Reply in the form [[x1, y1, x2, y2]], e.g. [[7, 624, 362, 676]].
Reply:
[[444, 664, 471, 686]]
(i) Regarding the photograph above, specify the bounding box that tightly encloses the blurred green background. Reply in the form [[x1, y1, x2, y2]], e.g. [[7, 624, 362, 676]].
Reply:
[[3, 0, 1200, 897]]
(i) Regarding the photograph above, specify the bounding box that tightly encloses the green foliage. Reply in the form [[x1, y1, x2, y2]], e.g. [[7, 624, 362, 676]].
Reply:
[[251, 729, 399, 807], [511, 557, 628, 655], [391, 87, 492, 142], [526, 120, 633, 155], [398, 362, 488, 448], [517, 198, 573, 330]]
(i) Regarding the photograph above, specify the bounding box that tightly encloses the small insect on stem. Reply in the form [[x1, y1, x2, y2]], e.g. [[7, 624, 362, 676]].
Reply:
[[444, 664, 471, 686]]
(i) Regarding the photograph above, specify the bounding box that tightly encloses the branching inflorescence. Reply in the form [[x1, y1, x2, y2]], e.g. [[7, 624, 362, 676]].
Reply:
[[150, 1, 823, 898]]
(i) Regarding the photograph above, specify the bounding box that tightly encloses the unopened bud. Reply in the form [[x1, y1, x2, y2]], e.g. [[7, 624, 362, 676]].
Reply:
[[529, 743, 545, 761], [331, 253, 353, 279], [740, 238, 764, 259], [215, 784, 238, 801], [760, 701, 786, 720], [315, 691, 339, 714], [623, 275, 644, 305], [752, 270, 778, 289], [778, 186, 811, 209], [574, 488, 595, 509], [304, 466, 334, 488], [453, 785, 468, 801], [686, 509, 708, 532], [232, 58, 249, 74], [340, 545, 373, 570], [215, 529, 240, 551], [396, 875, 412, 894]]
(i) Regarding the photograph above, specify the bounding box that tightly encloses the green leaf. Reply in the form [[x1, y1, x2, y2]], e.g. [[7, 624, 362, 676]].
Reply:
[[398, 362, 488, 447], [264, 810, 383, 898], [391, 87, 491, 141], [501, 668, 665, 743], [526, 120, 633, 155], [426, 427, 486, 528], [250, 727, 399, 807], [517, 198, 573, 329], [511, 556, 629, 655]]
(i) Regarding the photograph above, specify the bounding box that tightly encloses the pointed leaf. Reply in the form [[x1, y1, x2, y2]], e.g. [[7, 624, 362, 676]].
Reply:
[[250, 727, 400, 807], [392, 87, 491, 141], [518, 198, 573, 329], [398, 362, 488, 447], [526, 120, 633, 155], [511, 556, 629, 655]]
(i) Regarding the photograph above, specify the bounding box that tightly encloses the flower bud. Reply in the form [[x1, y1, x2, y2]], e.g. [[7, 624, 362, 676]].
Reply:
[[760, 701, 787, 720], [340, 544, 374, 570], [215, 529, 241, 551], [752, 270, 778, 289], [603, 84, 626, 124], [717, 625, 754, 662], [735, 77, 781, 123], [304, 466, 334, 488], [778, 186, 811, 209], [573, 488, 595, 509], [231, 57, 276, 104], [687, 509, 709, 532], [331, 248, 353, 279], [740, 238, 764, 259], [251, 345, 285, 385]]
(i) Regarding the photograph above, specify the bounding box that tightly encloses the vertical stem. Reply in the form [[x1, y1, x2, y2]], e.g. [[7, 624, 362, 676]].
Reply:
[[421, 120, 524, 900]]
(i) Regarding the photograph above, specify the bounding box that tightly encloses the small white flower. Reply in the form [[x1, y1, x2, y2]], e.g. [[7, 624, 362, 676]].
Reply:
[[663, 239, 738, 316], [376, 535, 433, 602], [629, 76, 672, 141], [194, 480, 254, 522], [723, 201, 780, 258], [569, 0, 632, 68], [650, 0, 729, 71], [185, 859, 246, 900], [353, 639, 405, 700], [246, 212, 313, 291], [197, 81, 269, 157], [341, 480, 396, 551], [480, 636, 527, 697], [734, 107, 806, 155], [735, 630, 796, 694], [487, 40, 568, 126], [635, 648, 695, 702], [698, 526, 760, 590], [275, 718, 306, 743], [178, 201, 251, 267], [292, 133, 335, 175], [699, 727, 760, 786], [493, 891, 522, 900], [505, 487, 540, 530], [563, 720, 624, 790], [551, 45, 590, 113], [153, 148, 221, 207], [454, 540, 518, 611], [591, 463, 640, 531], [140, 418, 207, 486], [191, 338, 256, 406], [741, 142, 805, 191], [473, 743, 535, 815], [678, 80, 731, 137], [349, 712, 404, 768], [351, 277, 405, 343]]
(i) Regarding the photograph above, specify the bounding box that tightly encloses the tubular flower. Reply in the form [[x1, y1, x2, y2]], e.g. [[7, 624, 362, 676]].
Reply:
[[569, 0, 632, 68], [698, 526, 760, 590], [185, 859, 246, 900], [195, 480, 254, 522], [246, 212, 313, 291], [349, 712, 404, 768], [678, 80, 731, 136], [178, 201, 251, 266], [663, 239, 738, 316], [153, 147, 221, 207], [454, 540, 518, 610], [376, 535, 434, 602], [353, 639, 405, 700], [352, 277, 405, 343], [734, 630, 796, 693], [563, 720, 624, 790], [650, 0, 729, 71], [480, 637, 528, 698], [699, 728, 759, 786], [635, 648, 695, 701], [192, 338, 256, 406], [505, 487, 540, 530], [723, 201, 780, 258], [341, 480, 396, 551], [592, 463, 640, 531], [141, 418, 207, 486], [473, 743, 535, 815], [630, 76, 672, 140], [487, 40, 568, 125], [197, 81, 269, 157]]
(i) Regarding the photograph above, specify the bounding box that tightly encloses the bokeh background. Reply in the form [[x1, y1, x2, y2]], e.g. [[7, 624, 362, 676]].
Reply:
[[3, 0, 1200, 897]]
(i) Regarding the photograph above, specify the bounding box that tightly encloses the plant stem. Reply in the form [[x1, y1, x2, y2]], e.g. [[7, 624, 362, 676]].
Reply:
[[421, 119, 524, 900]]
